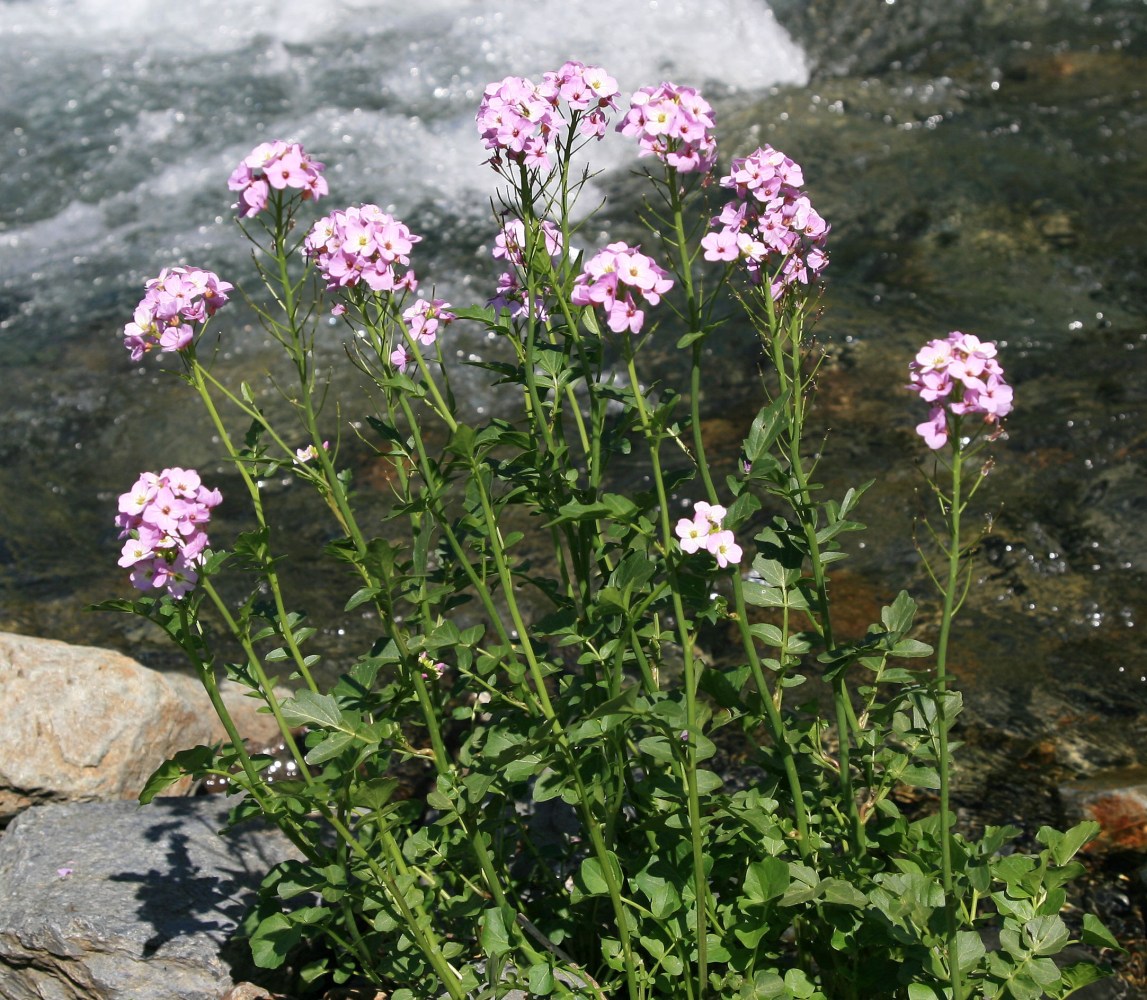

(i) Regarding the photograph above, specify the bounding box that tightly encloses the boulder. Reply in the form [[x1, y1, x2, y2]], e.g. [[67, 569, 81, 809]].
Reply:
[[0, 632, 288, 822], [0, 797, 299, 1000]]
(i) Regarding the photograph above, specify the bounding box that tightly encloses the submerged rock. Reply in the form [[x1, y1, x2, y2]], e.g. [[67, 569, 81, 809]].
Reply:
[[0, 798, 298, 1000], [1061, 766, 1147, 854]]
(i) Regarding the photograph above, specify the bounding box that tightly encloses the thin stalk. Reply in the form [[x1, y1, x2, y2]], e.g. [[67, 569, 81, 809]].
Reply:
[[623, 342, 709, 997], [186, 354, 321, 693], [769, 316, 865, 856], [935, 426, 965, 1000]]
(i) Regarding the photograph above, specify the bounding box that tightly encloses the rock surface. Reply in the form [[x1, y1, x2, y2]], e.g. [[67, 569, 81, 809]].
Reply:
[[0, 797, 298, 1000], [1061, 766, 1147, 854], [0, 632, 287, 821]]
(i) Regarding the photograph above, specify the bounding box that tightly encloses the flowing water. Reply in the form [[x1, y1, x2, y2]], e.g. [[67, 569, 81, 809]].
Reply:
[[2, 0, 1146, 837]]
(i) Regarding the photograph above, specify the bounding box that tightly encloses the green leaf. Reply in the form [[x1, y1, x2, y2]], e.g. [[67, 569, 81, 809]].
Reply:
[[900, 765, 941, 789], [139, 745, 218, 803], [479, 906, 511, 957], [280, 690, 343, 729], [249, 912, 302, 969], [344, 586, 380, 612], [881, 590, 918, 635], [503, 753, 545, 783], [527, 963, 555, 995], [1081, 913, 1125, 952], [1059, 960, 1110, 991], [304, 730, 355, 765], [821, 878, 867, 908], [745, 394, 790, 465], [1038, 820, 1098, 866], [957, 930, 986, 972], [1024, 914, 1070, 956], [580, 852, 621, 897], [744, 857, 789, 903]]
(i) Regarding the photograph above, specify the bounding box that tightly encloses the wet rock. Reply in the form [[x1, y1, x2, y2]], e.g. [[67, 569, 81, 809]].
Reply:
[[1060, 766, 1147, 854], [0, 632, 288, 822], [0, 798, 299, 1000]]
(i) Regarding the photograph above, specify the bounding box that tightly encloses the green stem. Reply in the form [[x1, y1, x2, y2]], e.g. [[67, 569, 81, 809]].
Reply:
[[936, 425, 965, 1000], [185, 354, 320, 696], [771, 315, 865, 856], [623, 340, 709, 998]]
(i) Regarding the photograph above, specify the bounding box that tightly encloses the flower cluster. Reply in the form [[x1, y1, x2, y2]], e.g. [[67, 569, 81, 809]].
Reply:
[[393, 298, 456, 370], [675, 501, 742, 567], [908, 332, 1014, 449], [122, 266, 233, 361], [476, 62, 619, 170], [404, 297, 456, 347], [488, 218, 564, 322], [227, 141, 327, 218], [304, 205, 421, 295], [115, 468, 221, 597], [701, 145, 829, 300], [617, 82, 717, 174], [570, 242, 673, 335]]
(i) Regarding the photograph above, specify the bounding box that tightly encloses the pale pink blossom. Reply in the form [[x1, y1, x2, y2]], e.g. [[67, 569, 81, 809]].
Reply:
[[115, 468, 220, 597]]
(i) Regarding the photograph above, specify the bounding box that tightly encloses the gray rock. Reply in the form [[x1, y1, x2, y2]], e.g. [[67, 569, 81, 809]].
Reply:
[[0, 632, 289, 821], [0, 797, 298, 1000]]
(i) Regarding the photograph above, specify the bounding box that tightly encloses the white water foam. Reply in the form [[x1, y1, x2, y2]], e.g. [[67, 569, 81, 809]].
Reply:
[[0, 0, 807, 336]]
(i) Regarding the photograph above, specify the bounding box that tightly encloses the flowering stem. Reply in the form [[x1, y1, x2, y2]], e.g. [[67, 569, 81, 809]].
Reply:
[[185, 353, 321, 695], [769, 312, 865, 856], [623, 338, 710, 997], [936, 427, 965, 1000]]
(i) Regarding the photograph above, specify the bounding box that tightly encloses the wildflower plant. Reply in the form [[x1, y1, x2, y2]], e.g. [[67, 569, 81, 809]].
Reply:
[[98, 61, 1123, 999]]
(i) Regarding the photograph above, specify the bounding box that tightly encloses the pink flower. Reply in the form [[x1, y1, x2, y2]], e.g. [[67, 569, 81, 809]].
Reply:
[[390, 343, 410, 372], [675, 501, 742, 566], [617, 82, 717, 175], [228, 140, 327, 217], [305, 205, 421, 297], [122, 267, 232, 360], [675, 516, 707, 554], [704, 145, 829, 300], [570, 242, 673, 335], [403, 298, 456, 347], [908, 332, 1013, 449], [476, 62, 617, 171], [295, 441, 330, 463], [916, 407, 949, 450], [115, 468, 219, 598], [708, 530, 743, 568]]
